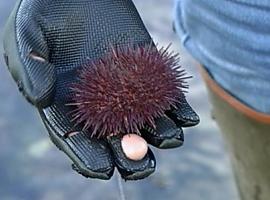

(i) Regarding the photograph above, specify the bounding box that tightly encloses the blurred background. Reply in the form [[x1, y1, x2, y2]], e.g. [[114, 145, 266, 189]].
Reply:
[[0, 1, 239, 200]]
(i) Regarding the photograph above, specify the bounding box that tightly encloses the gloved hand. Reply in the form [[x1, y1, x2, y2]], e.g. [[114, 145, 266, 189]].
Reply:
[[3, 0, 199, 180]]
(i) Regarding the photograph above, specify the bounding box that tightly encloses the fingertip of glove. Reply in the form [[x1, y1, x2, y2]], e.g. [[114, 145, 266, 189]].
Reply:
[[166, 99, 200, 128], [118, 149, 156, 181], [71, 163, 115, 180], [141, 116, 184, 149], [107, 136, 156, 181]]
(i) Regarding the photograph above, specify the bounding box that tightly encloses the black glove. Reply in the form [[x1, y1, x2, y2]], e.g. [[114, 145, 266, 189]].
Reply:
[[3, 0, 199, 180]]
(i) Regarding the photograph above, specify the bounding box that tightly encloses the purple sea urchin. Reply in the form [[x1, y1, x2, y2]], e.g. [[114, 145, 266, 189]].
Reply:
[[69, 44, 189, 138]]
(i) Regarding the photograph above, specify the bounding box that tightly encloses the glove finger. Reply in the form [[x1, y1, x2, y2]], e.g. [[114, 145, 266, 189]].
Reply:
[[3, 0, 55, 107], [39, 103, 115, 180], [141, 116, 184, 149], [107, 136, 156, 181], [165, 96, 200, 128], [66, 132, 114, 180]]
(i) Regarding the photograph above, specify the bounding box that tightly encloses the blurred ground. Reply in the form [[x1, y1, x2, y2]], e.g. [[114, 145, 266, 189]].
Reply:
[[0, 1, 239, 200]]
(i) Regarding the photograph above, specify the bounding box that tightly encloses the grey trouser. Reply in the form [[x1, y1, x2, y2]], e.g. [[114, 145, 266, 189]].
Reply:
[[201, 66, 270, 200]]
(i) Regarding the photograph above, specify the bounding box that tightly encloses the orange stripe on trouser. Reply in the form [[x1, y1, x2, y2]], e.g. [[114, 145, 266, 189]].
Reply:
[[199, 65, 270, 200]]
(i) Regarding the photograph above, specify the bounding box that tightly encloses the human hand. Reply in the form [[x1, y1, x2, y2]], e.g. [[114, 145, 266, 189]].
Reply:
[[3, 0, 199, 180]]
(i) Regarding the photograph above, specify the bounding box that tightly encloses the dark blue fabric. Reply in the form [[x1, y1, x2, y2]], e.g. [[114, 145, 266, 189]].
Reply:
[[174, 0, 270, 114]]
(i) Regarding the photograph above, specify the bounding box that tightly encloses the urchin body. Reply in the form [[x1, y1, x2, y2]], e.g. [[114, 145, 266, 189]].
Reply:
[[69, 44, 189, 138]]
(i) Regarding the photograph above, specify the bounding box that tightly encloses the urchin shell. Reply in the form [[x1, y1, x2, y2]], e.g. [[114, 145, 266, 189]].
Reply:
[[69, 44, 189, 138]]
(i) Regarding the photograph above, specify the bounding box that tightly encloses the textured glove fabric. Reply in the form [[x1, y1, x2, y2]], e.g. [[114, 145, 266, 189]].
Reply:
[[16, 0, 152, 107], [3, 0, 199, 180]]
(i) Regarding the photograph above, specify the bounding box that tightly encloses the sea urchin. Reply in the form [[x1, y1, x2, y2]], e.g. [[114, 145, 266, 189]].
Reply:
[[69, 44, 189, 138]]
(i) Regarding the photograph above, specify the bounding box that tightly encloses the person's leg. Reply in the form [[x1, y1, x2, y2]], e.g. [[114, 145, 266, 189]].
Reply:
[[173, 0, 270, 199], [201, 66, 270, 200]]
